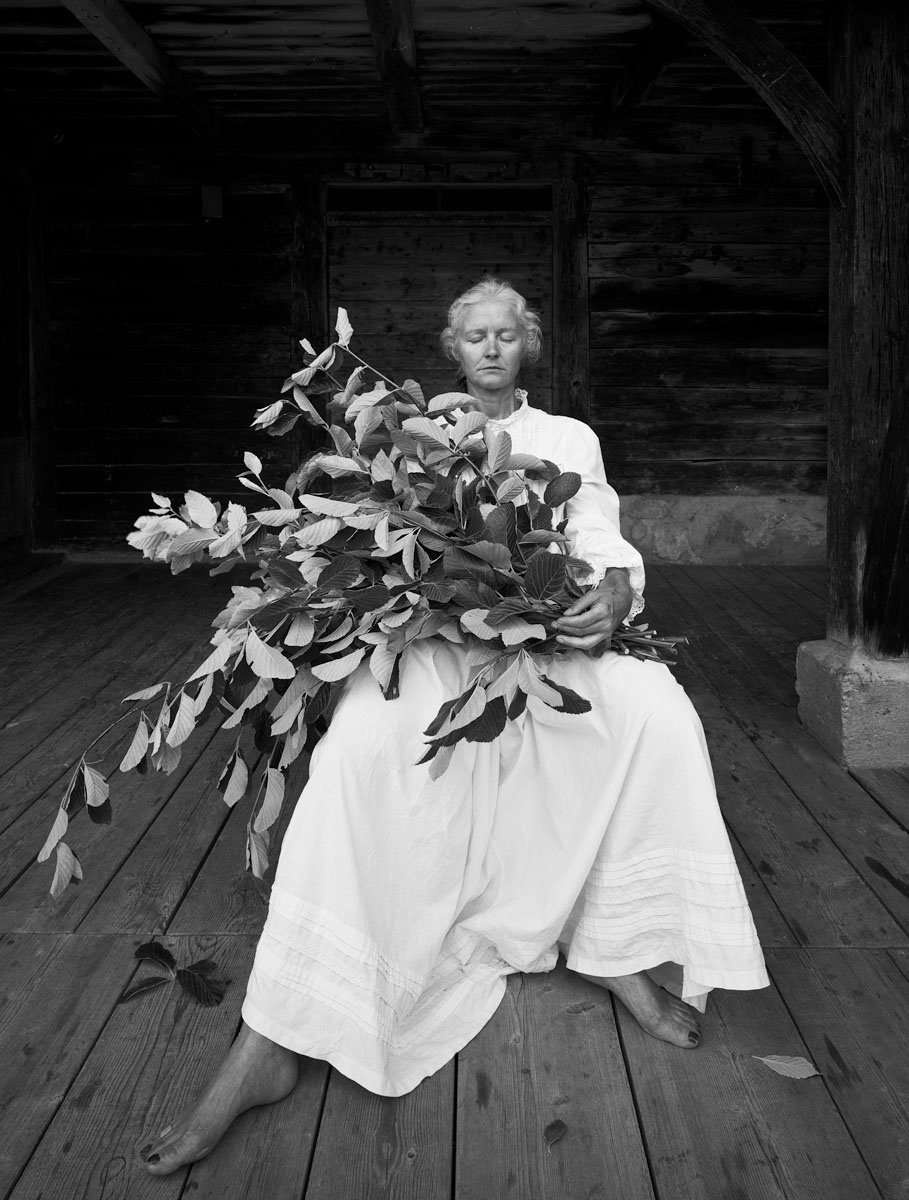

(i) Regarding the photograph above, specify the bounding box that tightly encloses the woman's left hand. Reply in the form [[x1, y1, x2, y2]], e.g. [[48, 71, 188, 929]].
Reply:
[[553, 567, 634, 651]]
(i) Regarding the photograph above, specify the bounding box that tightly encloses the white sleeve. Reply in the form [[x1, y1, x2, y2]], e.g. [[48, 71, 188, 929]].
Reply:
[[560, 422, 646, 619]]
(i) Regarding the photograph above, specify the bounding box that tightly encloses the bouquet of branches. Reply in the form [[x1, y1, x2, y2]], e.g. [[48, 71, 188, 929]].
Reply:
[[38, 309, 686, 898]]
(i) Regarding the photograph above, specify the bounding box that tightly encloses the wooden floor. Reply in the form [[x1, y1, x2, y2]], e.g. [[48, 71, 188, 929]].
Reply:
[[1, 561, 908, 1200]]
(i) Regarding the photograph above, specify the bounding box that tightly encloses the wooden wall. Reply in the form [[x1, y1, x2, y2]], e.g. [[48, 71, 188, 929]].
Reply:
[[586, 107, 828, 506], [49, 185, 295, 541]]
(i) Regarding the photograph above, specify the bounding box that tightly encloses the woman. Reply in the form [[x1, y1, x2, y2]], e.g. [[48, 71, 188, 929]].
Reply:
[[142, 277, 768, 1174]]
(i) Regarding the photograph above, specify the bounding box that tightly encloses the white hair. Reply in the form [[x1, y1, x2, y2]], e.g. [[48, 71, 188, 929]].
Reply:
[[440, 276, 543, 365]]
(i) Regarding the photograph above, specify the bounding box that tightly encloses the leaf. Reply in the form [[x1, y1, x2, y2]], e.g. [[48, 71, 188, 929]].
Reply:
[[294, 516, 343, 547], [543, 1119, 567, 1153], [247, 827, 270, 878], [500, 618, 548, 646], [538, 676, 592, 714], [83, 763, 109, 809], [368, 642, 401, 694], [462, 540, 512, 570], [524, 550, 567, 601], [459, 609, 499, 640], [50, 842, 82, 900], [316, 555, 361, 592], [253, 400, 286, 428], [752, 1055, 821, 1079], [311, 647, 366, 682], [243, 451, 263, 475], [122, 682, 166, 703], [284, 612, 315, 647], [184, 489, 219, 529], [402, 416, 451, 449], [428, 391, 473, 413], [245, 627, 296, 680], [334, 306, 354, 347], [118, 976, 171, 1004], [495, 477, 525, 504], [451, 410, 487, 444], [166, 689, 198, 747], [176, 966, 229, 1007], [253, 767, 285, 834], [220, 750, 250, 807], [400, 378, 424, 406], [485, 429, 513, 473], [186, 639, 234, 682], [37, 806, 68, 863], [135, 940, 176, 972], [254, 507, 301, 527], [314, 454, 366, 478], [298, 494, 360, 517], [543, 472, 582, 507], [119, 716, 150, 772], [151, 492, 171, 508]]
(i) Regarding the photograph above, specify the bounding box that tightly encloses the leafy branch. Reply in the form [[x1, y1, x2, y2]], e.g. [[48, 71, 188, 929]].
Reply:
[[38, 306, 686, 897]]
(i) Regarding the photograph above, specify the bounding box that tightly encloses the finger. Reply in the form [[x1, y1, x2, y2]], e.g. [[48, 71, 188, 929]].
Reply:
[[556, 604, 613, 631], [556, 631, 611, 649], [560, 591, 600, 618]]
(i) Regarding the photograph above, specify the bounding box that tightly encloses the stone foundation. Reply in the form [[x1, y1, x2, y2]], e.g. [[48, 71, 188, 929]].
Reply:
[[621, 495, 826, 565], [796, 640, 909, 768]]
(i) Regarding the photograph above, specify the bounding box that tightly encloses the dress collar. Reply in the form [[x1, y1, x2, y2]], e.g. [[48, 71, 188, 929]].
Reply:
[[486, 388, 530, 429]]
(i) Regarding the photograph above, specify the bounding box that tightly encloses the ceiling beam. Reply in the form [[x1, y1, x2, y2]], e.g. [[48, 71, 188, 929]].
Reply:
[[362, 0, 424, 145], [58, 0, 218, 140], [599, 13, 686, 135], [643, 0, 845, 206]]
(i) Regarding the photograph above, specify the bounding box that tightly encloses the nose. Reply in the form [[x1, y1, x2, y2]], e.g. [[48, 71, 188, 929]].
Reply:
[[483, 337, 499, 358]]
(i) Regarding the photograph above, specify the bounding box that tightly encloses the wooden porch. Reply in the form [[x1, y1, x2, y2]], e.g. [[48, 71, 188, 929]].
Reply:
[[1, 561, 907, 1199]]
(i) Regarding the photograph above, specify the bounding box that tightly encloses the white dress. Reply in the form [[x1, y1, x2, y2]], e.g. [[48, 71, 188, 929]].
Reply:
[[242, 396, 769, 1096]]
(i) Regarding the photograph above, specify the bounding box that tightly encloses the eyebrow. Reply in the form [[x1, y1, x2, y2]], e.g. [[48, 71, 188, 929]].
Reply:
[[463, 324, 520, 335]]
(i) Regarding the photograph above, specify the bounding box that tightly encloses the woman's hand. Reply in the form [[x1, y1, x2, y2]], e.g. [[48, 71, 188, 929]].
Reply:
[[553, 567, 633, 651]]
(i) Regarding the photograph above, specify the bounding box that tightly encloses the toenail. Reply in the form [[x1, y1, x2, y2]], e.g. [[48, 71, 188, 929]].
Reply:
[[688, 1031, 699, 1044], [147, 1154, 160, 1164]]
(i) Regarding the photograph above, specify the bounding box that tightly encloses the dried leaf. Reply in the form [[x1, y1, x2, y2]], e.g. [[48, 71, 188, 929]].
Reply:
[[753, 1055, 821, 1079], [135, 940, 176, 972], [543, 1119, 567, 1153], [118, 976, 171, 1005], [176, 966, 229, 1007]]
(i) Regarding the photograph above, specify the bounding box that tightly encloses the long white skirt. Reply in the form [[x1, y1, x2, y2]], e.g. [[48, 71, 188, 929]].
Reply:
[[242, 641, 769, 1097]]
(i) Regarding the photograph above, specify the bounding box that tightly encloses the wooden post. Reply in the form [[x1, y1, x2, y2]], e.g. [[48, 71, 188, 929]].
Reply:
[[796, 0, 909, 767], [290, 175, 329, 465], [552, 154, 589, 423], [827, 1, 909, 657]]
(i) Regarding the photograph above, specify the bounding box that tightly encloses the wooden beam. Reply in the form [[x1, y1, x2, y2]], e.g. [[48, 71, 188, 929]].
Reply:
[[827, 1, 909, 656], [58, 0, 218, 140], [290, 176, 330, 465], [642, 0, 845, 207], [598, 14, 686, 135], [552, 154, 590, 424], [362, 0, 424, 145]]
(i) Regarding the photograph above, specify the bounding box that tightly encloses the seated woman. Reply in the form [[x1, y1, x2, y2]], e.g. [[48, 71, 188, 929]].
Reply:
[[142, 277, 768, 1175]]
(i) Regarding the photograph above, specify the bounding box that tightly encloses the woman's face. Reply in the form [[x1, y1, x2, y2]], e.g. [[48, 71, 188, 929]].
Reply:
[[453, 300, 525, 395]]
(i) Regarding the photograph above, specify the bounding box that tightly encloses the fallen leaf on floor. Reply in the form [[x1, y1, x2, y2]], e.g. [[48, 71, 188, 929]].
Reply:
[[543, 1119, 567, 1152], [753, 1054, 821, 1078]]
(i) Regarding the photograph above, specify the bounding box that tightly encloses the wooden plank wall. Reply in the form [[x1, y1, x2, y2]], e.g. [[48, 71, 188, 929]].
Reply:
[[588, 105, 829, 500], [48, 184, 295, 542], [326, 192, 553, 411]]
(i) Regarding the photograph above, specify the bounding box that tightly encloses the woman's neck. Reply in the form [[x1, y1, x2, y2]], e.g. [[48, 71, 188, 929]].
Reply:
[[465, 383, 517, 420]]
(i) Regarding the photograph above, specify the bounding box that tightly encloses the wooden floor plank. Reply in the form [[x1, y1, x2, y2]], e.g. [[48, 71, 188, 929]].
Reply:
[[306, 1064, 454, 1200], [848, 768, 909, 831], [727, 829, 796, 950], [686, 682, 898, 948], [455, 966, 655, 1200], [708, 565, 826, 647], [6, 935, 275, 1200], [0, 561, 84, 609], [167, 754, 307, 936], [0, 932, 139, 1199], [648, 569, 909, 940], [769, 948, 909, 1200], [754, 566, 827, 620], [618, 980, 881, 1200]]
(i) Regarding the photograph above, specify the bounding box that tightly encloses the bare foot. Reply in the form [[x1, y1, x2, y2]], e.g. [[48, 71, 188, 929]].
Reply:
[[580, 970, 701, 1048], [139, 1023, 299, 1176]]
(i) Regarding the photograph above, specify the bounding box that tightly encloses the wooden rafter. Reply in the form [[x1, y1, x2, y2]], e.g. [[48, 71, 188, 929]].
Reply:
[[643, 0, 845, 207], [58, 0, 218, 140], [599, 13, 686, 135], [362, 0, 423, 145]]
